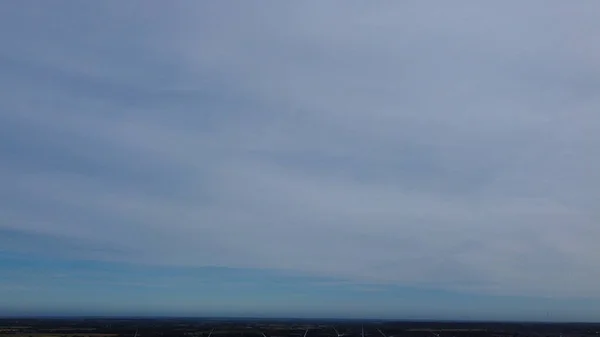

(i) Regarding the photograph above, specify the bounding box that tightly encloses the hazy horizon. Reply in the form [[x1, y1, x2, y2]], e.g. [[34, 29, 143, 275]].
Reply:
[[1, 1, 600, 321], [0, 314, 590, 324]]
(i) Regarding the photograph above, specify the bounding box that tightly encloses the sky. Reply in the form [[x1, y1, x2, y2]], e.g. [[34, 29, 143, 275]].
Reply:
[[1, 1, 599, 321]]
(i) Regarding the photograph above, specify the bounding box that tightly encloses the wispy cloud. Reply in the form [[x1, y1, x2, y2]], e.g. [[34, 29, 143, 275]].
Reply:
[[0, 0, 599, 308]]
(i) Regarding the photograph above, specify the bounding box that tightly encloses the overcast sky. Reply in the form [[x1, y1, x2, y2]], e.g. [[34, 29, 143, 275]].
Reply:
[[1, 1, 600, 321]]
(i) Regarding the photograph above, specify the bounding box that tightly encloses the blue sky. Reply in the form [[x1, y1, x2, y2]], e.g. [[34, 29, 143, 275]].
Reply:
[[1, 1, 600, 321]]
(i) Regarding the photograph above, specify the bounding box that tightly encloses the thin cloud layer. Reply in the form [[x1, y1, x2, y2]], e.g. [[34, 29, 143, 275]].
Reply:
[[1, 1, 599, 298]]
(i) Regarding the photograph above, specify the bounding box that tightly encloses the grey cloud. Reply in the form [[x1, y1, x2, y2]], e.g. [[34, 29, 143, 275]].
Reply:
[[1, 1, 599, 297]]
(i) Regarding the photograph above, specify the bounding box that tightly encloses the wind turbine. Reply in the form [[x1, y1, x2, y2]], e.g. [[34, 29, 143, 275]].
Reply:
[[303, 328, 310, 337], [207, 328, 215, 337]]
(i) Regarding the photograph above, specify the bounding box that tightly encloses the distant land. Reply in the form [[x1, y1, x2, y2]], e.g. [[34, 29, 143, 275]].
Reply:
[[1, 317, 600, 337]]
